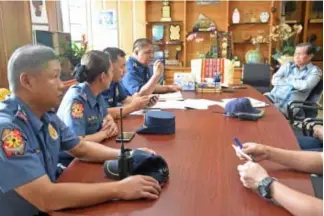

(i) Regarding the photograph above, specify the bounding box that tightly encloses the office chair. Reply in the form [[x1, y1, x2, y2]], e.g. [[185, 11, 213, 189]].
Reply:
[[242, 63, 271, 94], [287, 79, 323, 124]]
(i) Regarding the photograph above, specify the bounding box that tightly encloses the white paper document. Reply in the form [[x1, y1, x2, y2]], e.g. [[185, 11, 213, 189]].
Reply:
[[150, 101, 187, 109], [158, 91, 184, 101], [183, 99, 220, 110]]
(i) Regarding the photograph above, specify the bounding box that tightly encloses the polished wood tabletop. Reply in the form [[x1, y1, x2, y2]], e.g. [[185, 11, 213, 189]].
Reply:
[[52, 86, 313, 216]]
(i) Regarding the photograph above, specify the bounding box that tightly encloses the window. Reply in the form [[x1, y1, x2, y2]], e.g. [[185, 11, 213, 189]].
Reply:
[[61, 0, 118, 49]]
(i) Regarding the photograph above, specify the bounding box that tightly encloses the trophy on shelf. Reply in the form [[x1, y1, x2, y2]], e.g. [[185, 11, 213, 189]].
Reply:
[[160, 0, 172, 22]]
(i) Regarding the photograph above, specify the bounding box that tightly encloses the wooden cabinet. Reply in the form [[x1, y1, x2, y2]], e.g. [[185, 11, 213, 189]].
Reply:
[[0, 1, 32, 88], [144, 1, 323, 84]]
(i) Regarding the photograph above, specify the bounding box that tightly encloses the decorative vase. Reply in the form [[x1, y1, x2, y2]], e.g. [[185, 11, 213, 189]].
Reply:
[[245, 44, 263, 64], [277, 55, 294, 65], [232, 8, 240, 24]]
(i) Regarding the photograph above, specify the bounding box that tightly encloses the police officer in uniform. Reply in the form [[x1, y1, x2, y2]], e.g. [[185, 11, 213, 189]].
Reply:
[[57, 50, 118, 143], [0, 45, 161, 216], [121, 38, 182, 96], [101, 47, 158, 118]]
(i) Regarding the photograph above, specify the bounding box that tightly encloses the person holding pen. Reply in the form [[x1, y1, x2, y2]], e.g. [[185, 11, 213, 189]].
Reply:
[[234, 140, 323, 216]]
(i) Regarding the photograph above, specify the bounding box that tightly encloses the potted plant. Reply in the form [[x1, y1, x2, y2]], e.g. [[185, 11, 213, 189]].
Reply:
[[61, 34, 88, 67], [270, 23, 302, 65]]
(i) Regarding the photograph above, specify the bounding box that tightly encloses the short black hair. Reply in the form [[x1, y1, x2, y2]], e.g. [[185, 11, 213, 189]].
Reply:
[[103, 47, 126, 63], [133, 38, 153, 52], [73, 50, 111, 83], [7, 45, 58, 92], [296, 43, 314, 55]]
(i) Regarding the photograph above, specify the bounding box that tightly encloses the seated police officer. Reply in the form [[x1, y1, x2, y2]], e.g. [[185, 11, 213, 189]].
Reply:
[[101, 47, 157, 118], [0, 45, 161, 216], [57, 50, 118, 143], [236, 142, 323, 215], [121, 38, 182, 96]]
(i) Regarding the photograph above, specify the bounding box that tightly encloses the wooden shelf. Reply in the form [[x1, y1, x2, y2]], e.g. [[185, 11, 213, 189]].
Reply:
[[146, 21, 183, 25], [309, 19, 323, 24], [187, 31, 215, 35], [284, 20, 299, 24], [229, 22, 268, 26], [233, 42, 270, 45], [165, 66, 190, 70], [153, 41, 183, 46]]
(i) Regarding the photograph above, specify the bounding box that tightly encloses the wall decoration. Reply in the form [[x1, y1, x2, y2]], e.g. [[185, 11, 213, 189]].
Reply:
[[260, 12, 270, 23], [161, 0, 172, 22], [30, 0, 48, 24], [216, 32, 232, 59], [192, 14, 216, 32], [169, 24, 180, 41], [152, 25, 164, 41], [98, 10, 117, 29]]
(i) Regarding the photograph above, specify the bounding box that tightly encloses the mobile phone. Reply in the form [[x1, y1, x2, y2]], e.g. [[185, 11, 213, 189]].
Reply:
[[116, 132, 135, 142], [231, 144, 253, 161]]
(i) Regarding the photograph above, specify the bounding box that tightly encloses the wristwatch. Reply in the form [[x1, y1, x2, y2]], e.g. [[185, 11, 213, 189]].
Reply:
[[257, 177, 275, 200]]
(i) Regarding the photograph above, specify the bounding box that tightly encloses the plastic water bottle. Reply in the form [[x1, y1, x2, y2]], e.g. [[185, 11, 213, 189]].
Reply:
[[214, 72, 222, 93]]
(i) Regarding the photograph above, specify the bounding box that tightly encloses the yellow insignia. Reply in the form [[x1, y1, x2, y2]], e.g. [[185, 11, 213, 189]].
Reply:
[[48, 123, 58, 140], [71, 102, 84, 119], [1, 128, 25, 157]]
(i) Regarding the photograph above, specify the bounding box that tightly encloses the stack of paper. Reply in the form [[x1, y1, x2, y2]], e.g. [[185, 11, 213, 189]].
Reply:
[[158, 91, 184, 101], [183, 99, 220, 110]]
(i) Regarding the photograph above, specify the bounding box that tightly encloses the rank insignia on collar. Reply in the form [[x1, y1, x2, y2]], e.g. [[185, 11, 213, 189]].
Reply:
[[1, 128, 25, 157], [133, 62, 138, 68], [48, 123, 58, 140], [15, 106, 28, 123], [80, 92, 88, 101], [71, 102, 84, 119]]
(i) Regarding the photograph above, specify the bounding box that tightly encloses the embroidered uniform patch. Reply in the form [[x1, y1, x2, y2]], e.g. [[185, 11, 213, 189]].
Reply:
[[48, 123, 58, 140], [1, 128, 25, 157], [71, 102, 84, 119]]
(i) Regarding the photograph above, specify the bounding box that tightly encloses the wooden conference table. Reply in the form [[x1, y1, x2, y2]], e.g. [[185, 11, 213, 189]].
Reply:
[[52, 86, 313, 216]]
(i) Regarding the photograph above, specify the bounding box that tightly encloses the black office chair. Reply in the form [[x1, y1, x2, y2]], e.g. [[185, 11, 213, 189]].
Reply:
[[287, 79, 323, 124], [242, 63, 271, 94]]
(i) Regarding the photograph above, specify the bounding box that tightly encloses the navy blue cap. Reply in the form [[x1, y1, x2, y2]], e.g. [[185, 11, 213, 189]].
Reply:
[[137, 111, 175, 134], [104, 149, 169, 184], [224, 97, 264, 120]]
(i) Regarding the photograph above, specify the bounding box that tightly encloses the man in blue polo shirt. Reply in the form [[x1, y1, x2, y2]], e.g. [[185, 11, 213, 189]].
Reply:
[[0, 45, 161, 216], [121, 38, 182, 96], [102, 47, 158, 118]]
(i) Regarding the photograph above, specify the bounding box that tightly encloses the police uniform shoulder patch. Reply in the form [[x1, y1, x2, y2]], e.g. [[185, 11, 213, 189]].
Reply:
[[71, 101, 84, 119], [1, 128, 25, 157], [48, 123, 58, 140]]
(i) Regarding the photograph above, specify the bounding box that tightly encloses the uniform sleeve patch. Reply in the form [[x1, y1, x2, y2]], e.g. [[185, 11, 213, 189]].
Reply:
[[1, 128, 25, 157], [71, 102, 84, 119]]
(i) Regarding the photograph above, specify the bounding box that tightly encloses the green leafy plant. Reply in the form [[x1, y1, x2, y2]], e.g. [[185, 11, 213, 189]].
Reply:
[[60, 34, 88, 66]]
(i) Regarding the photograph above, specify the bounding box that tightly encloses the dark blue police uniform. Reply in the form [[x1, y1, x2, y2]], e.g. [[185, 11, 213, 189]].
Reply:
[[57, 82, 108, 137], [0, 95, 80, 216], [101, 81, 128, 108], [121, 57, 152, 96]]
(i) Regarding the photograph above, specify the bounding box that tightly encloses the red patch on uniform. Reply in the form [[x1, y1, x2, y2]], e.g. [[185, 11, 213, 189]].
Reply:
[[71, 102, 84, 119], [1, 128, 25, 157]]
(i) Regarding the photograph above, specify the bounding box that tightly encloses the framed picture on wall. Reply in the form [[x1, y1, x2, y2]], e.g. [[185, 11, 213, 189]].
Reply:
[[98, 10, 117, 29], [30, 0, 48, 24]]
